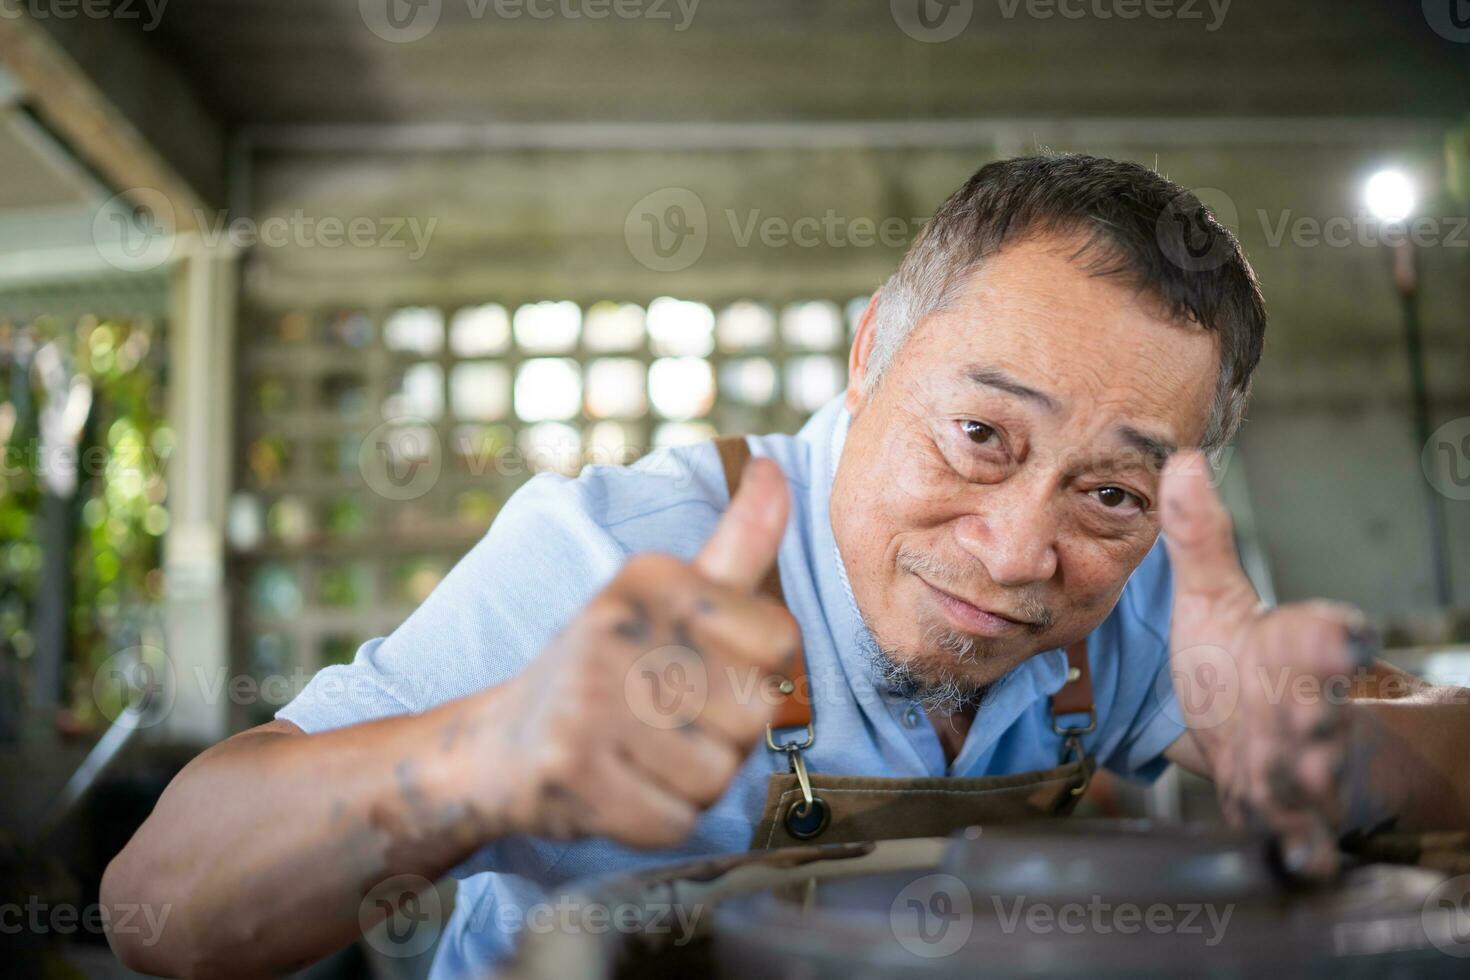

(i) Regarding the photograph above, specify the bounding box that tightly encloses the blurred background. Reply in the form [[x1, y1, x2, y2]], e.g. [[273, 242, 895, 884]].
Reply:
[[1, 0, 1469, 975]]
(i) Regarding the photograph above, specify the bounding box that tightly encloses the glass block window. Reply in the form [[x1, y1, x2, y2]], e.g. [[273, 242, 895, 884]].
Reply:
[[450, 304, 510, 356], [231, 295, 857, 731], [384, 306, 443, 354]]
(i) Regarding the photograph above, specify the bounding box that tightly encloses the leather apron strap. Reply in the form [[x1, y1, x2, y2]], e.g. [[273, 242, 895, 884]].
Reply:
[[713, 436, 812, 731]]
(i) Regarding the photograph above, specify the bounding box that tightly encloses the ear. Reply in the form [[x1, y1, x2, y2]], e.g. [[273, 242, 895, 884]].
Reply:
[[845, 290, 881, 415]]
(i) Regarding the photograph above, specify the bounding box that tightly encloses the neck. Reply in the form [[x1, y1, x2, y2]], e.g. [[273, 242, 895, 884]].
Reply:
[[928, 703, 978, 766]]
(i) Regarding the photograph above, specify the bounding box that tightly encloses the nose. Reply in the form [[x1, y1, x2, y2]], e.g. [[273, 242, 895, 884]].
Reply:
[[952, 481, 1059, 587]]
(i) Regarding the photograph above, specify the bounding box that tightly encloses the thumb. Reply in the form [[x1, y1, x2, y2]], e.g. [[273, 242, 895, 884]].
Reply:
[[1160, 450, 1256, 603], [695, 457, 789, 591]]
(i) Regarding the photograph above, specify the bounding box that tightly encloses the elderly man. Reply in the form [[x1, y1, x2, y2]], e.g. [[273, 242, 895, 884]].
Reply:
[[105, 155, 1467, 978]]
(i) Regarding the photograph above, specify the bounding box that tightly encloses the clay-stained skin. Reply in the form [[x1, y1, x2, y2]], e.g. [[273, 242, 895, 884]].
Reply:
[[832, 234, 1219, 690]]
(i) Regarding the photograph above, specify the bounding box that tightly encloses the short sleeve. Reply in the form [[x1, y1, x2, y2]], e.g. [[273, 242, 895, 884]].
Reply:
[[1104, 674, 1186, 782], [1096, 542, 1188, 782], [276, 472, 629, 734]]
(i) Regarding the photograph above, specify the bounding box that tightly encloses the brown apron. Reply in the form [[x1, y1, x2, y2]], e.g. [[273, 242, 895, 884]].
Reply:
[[712, 436, 1097, 850]]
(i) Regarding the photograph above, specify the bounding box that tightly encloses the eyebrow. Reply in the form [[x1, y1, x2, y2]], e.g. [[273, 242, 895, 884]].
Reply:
[[965, 366, 1059, 412], [964, 364, 1177, 467], [1114, 425, 1176, 468]]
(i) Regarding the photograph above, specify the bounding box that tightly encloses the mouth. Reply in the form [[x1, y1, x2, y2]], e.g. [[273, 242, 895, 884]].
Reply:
[[914, 576, 1037, 638]]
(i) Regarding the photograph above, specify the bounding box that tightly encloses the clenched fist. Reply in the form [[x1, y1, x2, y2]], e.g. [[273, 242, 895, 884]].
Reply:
[[488, 457, 800, 849]]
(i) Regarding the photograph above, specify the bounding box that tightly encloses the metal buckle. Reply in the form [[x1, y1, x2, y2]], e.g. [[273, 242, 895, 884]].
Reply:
[[765, 723, 815, 753], [767, 722, 819, 816], [787, 744, 815, 808], [768, 724, 816, 807], [1058, 732, 1092, 797], [1051, 709, 1097, 738], [1053, 709, 1095, 798]]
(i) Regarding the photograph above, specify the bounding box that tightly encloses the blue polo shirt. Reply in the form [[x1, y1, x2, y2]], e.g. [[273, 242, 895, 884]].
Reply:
[[277, 396, 1185, 977]]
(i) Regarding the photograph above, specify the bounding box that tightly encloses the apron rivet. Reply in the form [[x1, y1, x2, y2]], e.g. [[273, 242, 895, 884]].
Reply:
[[785, 796, 831, 840], [778, 678, 795, 695], [1066, 666, 1082, 683]]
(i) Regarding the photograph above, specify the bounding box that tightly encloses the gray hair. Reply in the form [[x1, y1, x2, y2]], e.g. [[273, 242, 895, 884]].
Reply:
[[865, 154, 1266, 452]]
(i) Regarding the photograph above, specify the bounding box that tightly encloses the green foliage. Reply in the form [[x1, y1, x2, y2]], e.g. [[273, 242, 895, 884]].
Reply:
[[0, 315, 168, 726]]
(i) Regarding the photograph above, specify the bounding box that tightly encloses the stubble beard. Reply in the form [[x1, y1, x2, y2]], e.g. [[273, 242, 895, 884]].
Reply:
[[861, 549, 1053, 714], [859, 615, 1005, 715]]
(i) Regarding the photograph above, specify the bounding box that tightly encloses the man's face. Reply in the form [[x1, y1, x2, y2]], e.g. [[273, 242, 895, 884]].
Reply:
[[832, 233, 1220, 696]]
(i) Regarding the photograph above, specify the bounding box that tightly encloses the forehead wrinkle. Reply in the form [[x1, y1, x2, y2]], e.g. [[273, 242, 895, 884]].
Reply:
[[903, 239, 1220, 445]]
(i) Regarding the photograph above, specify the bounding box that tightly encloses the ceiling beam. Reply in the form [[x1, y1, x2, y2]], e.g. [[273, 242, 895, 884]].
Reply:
[[0, 3, 226, 232], [243, 117, 1450, 154]]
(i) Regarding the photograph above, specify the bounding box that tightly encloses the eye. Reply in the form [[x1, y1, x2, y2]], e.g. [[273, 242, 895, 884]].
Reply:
[[1092, 486, 1143, 511], [960, 420, 998, 445]]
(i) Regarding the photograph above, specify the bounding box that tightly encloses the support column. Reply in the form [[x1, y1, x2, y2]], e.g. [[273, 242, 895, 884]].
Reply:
[[160, 238, 237, 745]]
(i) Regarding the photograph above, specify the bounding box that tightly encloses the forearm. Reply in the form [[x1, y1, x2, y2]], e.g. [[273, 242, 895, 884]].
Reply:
[[102, 684, 522, 978], [1351, 689, 1470, 832], [1166, 685, 1470, 834]]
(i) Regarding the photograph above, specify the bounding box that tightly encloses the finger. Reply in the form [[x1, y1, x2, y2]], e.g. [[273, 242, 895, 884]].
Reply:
[[621, 726, 744, 808], [692, 661, 777, 747], [1160, 450, 1257, 604], [695, 456, 790, 592], [673, 588, 801, 673], [581, 754, 700, 850], [619, 638, 773, 747], [1244, 736, 1341, 879], [1259, 604, 1361, 678], [1276, 815, 1340, 880]]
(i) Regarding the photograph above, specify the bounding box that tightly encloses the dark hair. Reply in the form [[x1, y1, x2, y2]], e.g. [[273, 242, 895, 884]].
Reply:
[[869, 153, 1267, 449]]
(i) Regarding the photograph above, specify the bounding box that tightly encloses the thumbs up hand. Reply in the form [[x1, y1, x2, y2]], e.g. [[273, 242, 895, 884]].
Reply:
[[487, 457, 801, 849], [1161, 452, 1372, 877]]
